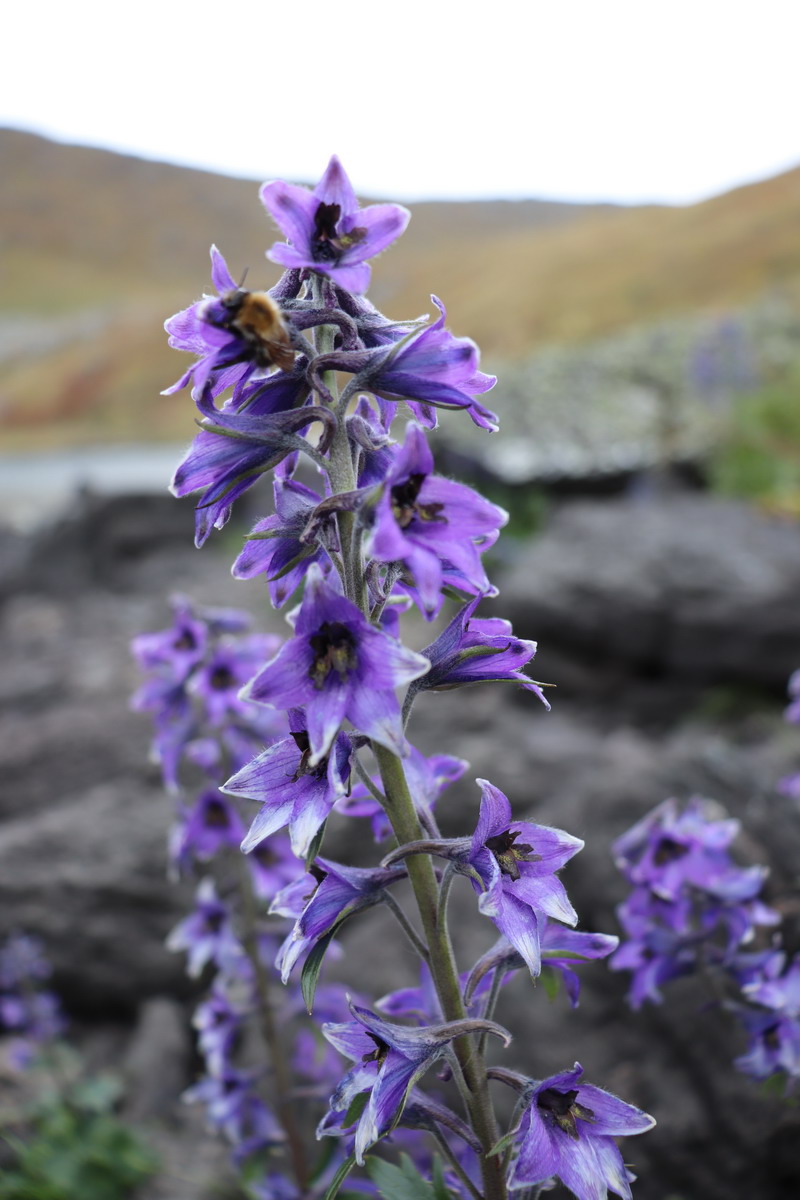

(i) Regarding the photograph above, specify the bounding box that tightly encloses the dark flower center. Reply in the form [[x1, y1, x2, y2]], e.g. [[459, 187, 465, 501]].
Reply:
[[203, 798, 231, 829], [173, 630, 197, 651], [204, 910, 226, 934], [537, 1087, 595, 1140], [290, 729, 327, 780], [309, 622, 358, 689], [484, 828, 542, 882], [362, 1032, 389, 1067], [653, 836, 690, 866], [253, 845, 278, 867], [312, 202, 366, 264], [391, 473, 446, 530], [303, 863, 327, 904], [764, 1022, 782, 1051], [209, 665, 235, 690]]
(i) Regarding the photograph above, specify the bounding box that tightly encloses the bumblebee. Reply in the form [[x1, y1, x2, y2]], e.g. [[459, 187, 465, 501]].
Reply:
[[209, 287, 296, 371]]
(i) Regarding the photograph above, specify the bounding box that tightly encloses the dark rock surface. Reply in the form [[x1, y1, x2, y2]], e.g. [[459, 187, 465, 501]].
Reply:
[[497, 495, 800, 695], [1, 489, 799, 1199]]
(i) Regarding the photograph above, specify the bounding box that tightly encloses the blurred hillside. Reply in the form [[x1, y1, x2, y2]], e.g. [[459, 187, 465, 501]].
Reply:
[[1, 128, 800, 451]]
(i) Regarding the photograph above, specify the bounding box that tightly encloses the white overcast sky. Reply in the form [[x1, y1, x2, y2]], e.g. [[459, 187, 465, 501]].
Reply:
[[4, 0, 799, 204]]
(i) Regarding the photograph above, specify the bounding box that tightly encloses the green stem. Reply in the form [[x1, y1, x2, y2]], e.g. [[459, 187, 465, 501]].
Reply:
[[430, 1127, 484, 1200], [373, 743, 507, 1200], [437, 860, 457, 931], [309, 271, 505, 1197], [311, 281, 367, 612], [238, 860, 309, 1191], [382, 891, 430, 961], [352, 755, 387, 806], [478, 969, 505, 1059]]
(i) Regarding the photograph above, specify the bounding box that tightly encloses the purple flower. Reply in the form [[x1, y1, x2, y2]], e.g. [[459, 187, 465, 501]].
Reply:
[[172, 789, 247, 864], [184, 1067, 284, 1154], [509, 1062, 655, 1199], [246, 834, 303, 903], [233, 474, 336, 608], [0, 990, 65, 1055], [465, 923, 619, 1011], [387, 780, 582, 976], [613, 797, 767, 905], [348, 397, 396, 484], [735, 953, 800, 1084], [367, 423, 506, 614], [785, 668, 800, 724], [261, 155, 410, 294], [190, 633, 281, 727], [131, 596, 208, 682], [193, 983, 248, 1076], [170, 371, 326, 547], [321, 1001, 509, 1164], [163, 246, 300, 398], [0, 934, 53, 988], [378, 961, 496, 1024], [324, 296, 498, 431], [411, 593, 550, 705], [166, 879, 244, 978], [273, 858, 407, 983], [243, 565, 429, 765], [223, 708, 354, 858], [734, 1007, 800, 1085], [609, 890, 699, 1009]]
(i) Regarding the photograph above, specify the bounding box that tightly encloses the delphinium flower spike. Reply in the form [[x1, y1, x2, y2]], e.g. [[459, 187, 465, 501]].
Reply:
[[140, 153, 657, 1200]]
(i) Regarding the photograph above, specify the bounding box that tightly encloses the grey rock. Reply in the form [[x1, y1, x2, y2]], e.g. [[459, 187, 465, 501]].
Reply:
[[0, 781, 192, 1009], [496, 495, 800, 690], [2, 488, 800, 1197], [123, 997, 191, 1123]]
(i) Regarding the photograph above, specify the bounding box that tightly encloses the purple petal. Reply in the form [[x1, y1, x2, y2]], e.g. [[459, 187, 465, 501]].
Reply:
[[346, 683, 407, 757], [239, 799, 296, 852], [355, 1051, 415, 1163], [289, 789, 336, 858], [472, 780, 513, 853], [350, 202, 411, 257], [576, 1085, 656, 1137], [513, 822, 585, 873], [512, 1101, 558, 1186], [490, 892, 541, 975], [313, 154, 359, 215], [210, 244, 237, 293], [512, 873, 578, 927], [260, 179, 317, 248], [305, 679, 350, 765], [245, 637, 315, 711], [551, 1134, 609, 1200]]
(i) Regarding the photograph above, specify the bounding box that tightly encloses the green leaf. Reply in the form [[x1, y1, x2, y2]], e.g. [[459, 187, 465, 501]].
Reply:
[[488, 1129, 517, 1159], [322, 1151, 358, 1200], [70, 1073, 123, 1114], [305, 820, 328, 868], [366, 1153, 457, 1200], [342, 1091, 369, 1129], [540, 949, 594, 962], [301, 928, 338, 1013], [760, 1071, 792, 1101], [431, 1155, 452, 1200], [540, 966, 561, 1002]]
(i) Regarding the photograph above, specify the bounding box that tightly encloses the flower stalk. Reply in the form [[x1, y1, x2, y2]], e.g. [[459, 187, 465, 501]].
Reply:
[[137, 153, 656, 1200]]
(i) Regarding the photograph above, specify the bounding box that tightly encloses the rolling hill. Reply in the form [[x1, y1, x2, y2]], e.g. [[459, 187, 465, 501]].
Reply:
[[1, 129, 799, 449]]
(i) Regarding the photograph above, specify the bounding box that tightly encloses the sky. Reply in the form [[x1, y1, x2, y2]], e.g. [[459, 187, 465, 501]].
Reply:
[[4, 0, 800, 204]]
